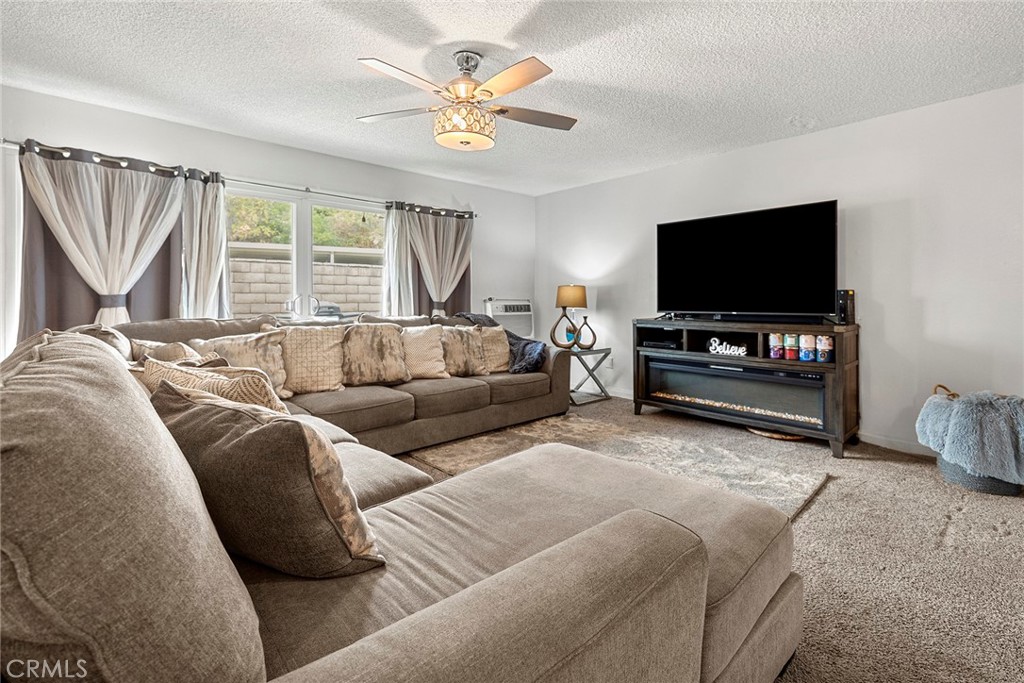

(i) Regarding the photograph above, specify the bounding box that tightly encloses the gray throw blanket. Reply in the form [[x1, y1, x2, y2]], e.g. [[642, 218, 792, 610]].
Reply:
[[916, 391, 1024, 485], [455, 312, 547, 374]]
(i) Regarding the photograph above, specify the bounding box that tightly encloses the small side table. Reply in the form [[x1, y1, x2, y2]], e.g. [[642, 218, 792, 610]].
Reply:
[[568, 347, 612, 406]]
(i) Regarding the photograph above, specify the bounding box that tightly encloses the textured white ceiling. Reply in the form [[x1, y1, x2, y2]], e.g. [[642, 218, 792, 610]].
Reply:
[[2, 1, 1022, 196]]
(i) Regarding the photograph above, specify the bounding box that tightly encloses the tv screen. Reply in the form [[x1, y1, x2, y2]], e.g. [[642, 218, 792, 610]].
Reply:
[[657, 200, 837, 316]]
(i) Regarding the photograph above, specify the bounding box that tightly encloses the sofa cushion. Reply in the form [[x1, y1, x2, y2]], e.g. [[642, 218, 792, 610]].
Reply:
[[138, 357, 288, 412], [272, 323, 347, 395], [150, 383, 384, 579], [241, 444, 791, 681], [358, 314, 430, 327], [336, 443, 434, 508], [288, 386, 415, 433], [400, 325, 449, 379], [478, 372, 550, 404], [341, 323, 411, 386], [440, 325, 488, 377], [394, 378, 490, 419], [0, 331, 265, 683], [114, 314, 278, 344], [188, 328, 290, 398]]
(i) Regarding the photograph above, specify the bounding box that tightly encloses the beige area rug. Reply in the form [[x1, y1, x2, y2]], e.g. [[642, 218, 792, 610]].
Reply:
[[406, 398, 830, 517], [403, 398, 1024, 682]]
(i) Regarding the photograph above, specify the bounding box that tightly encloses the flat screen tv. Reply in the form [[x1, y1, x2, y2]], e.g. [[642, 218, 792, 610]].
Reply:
[[657, 200, 837, 317]]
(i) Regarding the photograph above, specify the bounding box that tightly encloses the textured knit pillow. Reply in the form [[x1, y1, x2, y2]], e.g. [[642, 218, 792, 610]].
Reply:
[[400, 324, 449, 379], [271, 324, 347, 395], [0, 331, 265, 682], [150, 382, 384, 578], [440, 325, 489, 377], [131, 339, 203, 363], [140, 358, 288, 413], [187, 329, 291, 398], [479, 325, 511, 373], [341, 323, 411, 386]]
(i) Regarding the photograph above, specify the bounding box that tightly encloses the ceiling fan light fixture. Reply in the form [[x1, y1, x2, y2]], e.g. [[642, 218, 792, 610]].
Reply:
[[433, 105, 496, 151]]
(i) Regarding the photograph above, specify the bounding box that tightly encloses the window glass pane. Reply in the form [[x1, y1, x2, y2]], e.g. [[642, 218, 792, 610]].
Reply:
[[227, 195, 294, 319], [311, 207, 384, 318]]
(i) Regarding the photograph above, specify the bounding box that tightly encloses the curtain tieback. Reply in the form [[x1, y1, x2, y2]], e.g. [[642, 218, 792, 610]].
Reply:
[[98, 294, 127, 308], [431, 300, 446, 309]]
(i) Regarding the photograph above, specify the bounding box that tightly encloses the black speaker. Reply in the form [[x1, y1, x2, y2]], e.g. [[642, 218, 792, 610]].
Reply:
[[836, 289, 856, 324]]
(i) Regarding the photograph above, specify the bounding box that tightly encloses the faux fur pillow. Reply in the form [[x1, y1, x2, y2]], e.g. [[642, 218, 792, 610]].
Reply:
[[341, 323, 411, 386], [188, 329, 290, 398], [479, 325, 511, 373], [150, 382, 384, 578], [400, 324, 449, 379], [440, 325, 489, 377], [139, 358, 288, 413], [269, 323, 348, 395]]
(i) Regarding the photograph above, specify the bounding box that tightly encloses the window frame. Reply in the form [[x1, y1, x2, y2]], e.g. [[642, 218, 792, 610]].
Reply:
[[225, 183, 384, 318]]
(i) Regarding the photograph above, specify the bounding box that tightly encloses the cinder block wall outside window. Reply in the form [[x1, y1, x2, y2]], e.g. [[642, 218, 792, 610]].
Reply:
[[229, 258, 383, 317]]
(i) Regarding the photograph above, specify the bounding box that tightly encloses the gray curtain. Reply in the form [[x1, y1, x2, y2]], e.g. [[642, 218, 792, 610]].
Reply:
[[16, 140, 222, 339], [19, 180, 182, 337], [383, 201, 474, 316]]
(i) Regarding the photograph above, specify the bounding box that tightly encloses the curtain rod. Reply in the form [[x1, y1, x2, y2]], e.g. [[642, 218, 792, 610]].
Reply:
[[2, 137, 182, 174], [222, 176, 387, 207]]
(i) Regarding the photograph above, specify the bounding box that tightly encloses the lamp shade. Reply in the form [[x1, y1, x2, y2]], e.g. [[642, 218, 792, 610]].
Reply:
[[555, 284, 587, 309], [434, 105, 496, 151]]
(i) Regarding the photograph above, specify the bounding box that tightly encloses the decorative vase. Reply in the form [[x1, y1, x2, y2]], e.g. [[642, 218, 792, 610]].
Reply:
[[549, 307, 577, 349], [574, 315, 597, 350]]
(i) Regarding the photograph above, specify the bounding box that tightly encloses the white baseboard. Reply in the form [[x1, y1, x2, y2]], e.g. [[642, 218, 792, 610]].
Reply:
[[857, 432, 936, 457]]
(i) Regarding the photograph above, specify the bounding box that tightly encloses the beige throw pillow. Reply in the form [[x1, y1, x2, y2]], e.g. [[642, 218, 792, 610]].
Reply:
[[272, 324, 347, 395], [400, 324, 449, 379], [140, 358, 288, 413], [341, 323, 411, 386], [440, 325, 489, 377], [150, 382, 384, 578], [188, 329, 291, 398], [479, 326, 511, 373], [67, 323, 133, 361]]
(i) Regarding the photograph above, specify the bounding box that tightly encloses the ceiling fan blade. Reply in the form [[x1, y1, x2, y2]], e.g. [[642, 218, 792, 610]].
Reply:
[[358, 57, 444, 95], [491, 105, 577, 131], [475, 56, 552, 100], [356, 107, 438, 123]]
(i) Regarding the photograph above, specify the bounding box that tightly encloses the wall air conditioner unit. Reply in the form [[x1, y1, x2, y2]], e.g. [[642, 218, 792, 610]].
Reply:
[[484, 298, 534, 338]]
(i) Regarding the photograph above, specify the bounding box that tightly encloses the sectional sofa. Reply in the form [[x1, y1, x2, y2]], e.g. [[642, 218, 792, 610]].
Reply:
[[112, 314, 571, 454], [1, 328, 801, 683]]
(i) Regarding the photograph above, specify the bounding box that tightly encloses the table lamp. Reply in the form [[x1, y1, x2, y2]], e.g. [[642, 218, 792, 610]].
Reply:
[[550, 284, 596, 349]]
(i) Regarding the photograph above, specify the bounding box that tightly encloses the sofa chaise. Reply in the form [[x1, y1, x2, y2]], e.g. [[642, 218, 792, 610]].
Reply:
[[1, 330, 801, 683]]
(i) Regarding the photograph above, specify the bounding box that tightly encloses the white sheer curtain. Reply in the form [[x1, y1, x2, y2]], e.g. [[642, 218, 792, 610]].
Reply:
[[20, 149, 184, 326], [381, 206, 417, 315], [2, 145, 24, 357], [407, 212, 473, 316], [180, 171, 230, 318]]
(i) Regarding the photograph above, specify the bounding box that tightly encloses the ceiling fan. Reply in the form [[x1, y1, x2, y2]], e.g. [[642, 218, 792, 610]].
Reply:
[[357, 51, 577, 151]]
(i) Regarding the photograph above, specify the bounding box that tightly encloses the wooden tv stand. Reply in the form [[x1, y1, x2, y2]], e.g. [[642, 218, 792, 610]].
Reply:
[[633, 318, 859, 457]]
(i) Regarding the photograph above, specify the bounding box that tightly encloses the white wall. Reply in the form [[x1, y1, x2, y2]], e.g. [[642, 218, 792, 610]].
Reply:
[[535, 85, 1024, 454], [1, 86, 536, 314]]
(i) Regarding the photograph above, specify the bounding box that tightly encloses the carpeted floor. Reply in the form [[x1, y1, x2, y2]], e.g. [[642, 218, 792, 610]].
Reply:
[[401, 398, 1024, 683]]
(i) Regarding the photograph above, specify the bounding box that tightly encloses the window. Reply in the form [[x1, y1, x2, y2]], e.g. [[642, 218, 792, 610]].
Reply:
[[225, 189, 384, 320], [311, 206, 384, 316], [227, 194, 295, 318]]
